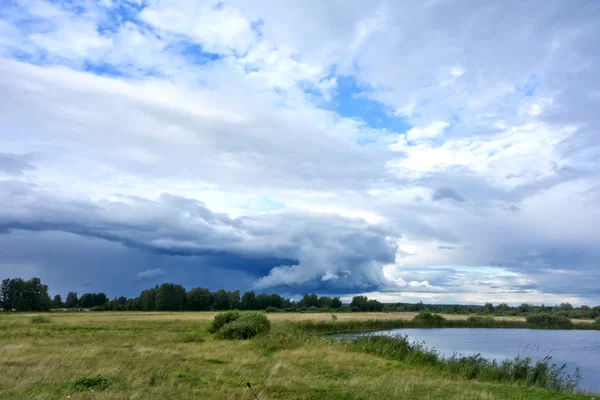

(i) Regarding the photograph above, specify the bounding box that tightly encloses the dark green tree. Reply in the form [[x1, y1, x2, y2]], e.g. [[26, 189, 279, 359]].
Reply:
[[330, 297, 342, 309], [186, 287, 213, 311], [139, 287, 157, 311], [94, 293, 108, 307], [241, 291, 256, 310], [213, 289, 231, 310], [350, 295, 369, 311], [79, 293, 95, 308], [155, 283, 186, 311], [65, 292, 79, 308], [52, 294, 63, 308]]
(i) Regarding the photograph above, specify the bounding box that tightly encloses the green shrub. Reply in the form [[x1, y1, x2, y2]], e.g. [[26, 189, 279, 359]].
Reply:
[[265, 306, 279, 313], [208, 311, 240, 334], [30, 315, 52, 324], [412, 311, 446, 326], [526, 313, 573, 329], [466, 315, 495, 327], [594, 317, 600, 326], [72, 375, 111, 391], [214, 312, 270, 340]]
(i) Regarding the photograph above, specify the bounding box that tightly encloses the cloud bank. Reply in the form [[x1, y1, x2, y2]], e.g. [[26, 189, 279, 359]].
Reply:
[[1, 0, 599, 304]]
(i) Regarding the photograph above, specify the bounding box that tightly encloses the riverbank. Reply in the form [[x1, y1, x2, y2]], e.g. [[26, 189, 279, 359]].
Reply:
[[0, 312, 596, 399]]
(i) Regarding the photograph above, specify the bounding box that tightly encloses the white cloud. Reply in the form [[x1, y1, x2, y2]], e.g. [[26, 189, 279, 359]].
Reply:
[[404, 121, 449, 141]]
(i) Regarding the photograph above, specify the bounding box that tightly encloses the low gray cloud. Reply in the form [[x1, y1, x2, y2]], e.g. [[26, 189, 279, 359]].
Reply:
[[137, 268, 166, 281], [0, 153, 35, 175], [432, 188, 465, 202]]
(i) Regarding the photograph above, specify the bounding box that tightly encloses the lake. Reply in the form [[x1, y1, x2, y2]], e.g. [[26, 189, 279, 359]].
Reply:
[[348, 328, 600, 393]]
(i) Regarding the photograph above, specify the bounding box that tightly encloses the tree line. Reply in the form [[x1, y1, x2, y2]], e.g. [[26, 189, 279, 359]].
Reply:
[[2, 276, 599, 319], [0, 277, 350, 312], [387, 301, 600, 320]]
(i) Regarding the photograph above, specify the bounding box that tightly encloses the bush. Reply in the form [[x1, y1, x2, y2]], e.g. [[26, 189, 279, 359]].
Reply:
[[30, 315, 52, 324], [72, 375, 111, 391], [526, 313, 573, 329], [466, 315, 495, 327], [265, 306, 279, 313], [214, 312, 271, 340], [412, 312, 446, 326], [593, 317, 600, 326], [208, 311, 240, 334]]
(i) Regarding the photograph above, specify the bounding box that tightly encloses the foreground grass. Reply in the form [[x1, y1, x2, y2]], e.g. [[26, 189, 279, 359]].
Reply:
[[0, 313, 595, 399]]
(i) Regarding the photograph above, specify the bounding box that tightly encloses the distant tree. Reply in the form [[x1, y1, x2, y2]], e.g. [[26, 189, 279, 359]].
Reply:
[[484, 303, 494, 314], [270, 293, 285, 309], [350, 295, 369, 311], [1, 278, 51, 311], [1, 278, 12, 311], [330, 297, 342, 309], [125, 297, 141, 311], [139, 287, 156, 311], [79, 293, 95, 308], [212, 289, 227, 310], [241, 291, 256, 310], [186, 287, 214, 311], [155, 283, 186, 311], [10, 278, 26, 311], [366, 299, 384, 311], [228, 290, 240, 310], [519, 303, 531, 313], [317, 296, 332, 308], [301, 293, 319, 308], [52, 294, 63, 309], [65, 292, 79, 308], [496, 303, 511, 313], [94, 293, 108, 307], [558, 302, 574, 311]]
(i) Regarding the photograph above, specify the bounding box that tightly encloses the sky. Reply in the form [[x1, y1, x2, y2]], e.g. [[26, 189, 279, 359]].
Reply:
[[1, 0, 599, 305]]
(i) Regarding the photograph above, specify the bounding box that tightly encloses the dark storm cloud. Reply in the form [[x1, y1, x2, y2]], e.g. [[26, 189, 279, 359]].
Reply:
[[0, 181, 397, 294]]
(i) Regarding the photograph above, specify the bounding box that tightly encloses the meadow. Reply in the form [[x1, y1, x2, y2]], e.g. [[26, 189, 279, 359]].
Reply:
[[0, 312, 596, 399]]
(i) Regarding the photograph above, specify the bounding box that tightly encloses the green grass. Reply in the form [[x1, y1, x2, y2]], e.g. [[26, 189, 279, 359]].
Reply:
[[344, 335, 580, 392], [29, 315, 52, 324], [0, 312, 595, 399]]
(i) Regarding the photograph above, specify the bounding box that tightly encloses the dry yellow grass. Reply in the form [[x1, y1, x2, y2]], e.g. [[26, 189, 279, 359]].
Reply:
[[23, 311, 536, 323]]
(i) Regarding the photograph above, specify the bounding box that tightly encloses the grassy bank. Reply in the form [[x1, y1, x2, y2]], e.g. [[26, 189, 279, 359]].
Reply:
[[0, 312, 596, 399], [292, 313, 600, 334]]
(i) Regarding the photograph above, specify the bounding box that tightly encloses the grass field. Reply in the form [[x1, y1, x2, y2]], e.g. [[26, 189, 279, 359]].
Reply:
[[0, 312, 595, 399]]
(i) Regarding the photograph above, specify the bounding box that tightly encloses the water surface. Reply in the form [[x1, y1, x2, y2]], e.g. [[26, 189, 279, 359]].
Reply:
[[349, 328, 600, 393]]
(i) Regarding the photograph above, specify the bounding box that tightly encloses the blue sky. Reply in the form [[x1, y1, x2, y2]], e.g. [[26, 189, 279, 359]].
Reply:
[[1, 0, 599, 305]]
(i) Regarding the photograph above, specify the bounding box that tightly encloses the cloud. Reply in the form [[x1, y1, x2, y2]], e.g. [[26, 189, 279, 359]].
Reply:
[[0, 181, 397, 293], [136, 268, 166, 280], [0, 153, 36, 175], [432, 188, 465, 202], [0, 0, 599, 304], [405, 121, 449, 141]]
